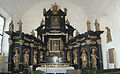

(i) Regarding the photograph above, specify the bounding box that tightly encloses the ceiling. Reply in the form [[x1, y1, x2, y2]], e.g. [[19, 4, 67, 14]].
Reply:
[[0, 0, 111, 18]]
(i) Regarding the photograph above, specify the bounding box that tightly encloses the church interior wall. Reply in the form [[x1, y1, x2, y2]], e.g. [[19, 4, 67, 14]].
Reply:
[[96, 0, 120, 69]]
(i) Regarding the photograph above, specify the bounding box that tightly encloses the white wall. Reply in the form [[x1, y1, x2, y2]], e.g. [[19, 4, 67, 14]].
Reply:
[[21, 0, 88, 36], [96, 0, 120, 69], [0, 7, 11, 56]]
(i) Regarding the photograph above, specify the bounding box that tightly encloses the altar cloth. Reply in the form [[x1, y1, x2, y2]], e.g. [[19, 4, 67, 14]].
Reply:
[[36, 67, 74, 73]]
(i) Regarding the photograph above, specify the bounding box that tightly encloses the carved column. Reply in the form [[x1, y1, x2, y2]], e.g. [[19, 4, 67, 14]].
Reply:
[[69, 46, 73, 65], [19, 37, 24, 73], [78, 45, 81, 69], [30, 42, 34, 65], [97, 39, 103, 69], [8, 37, 13, 72], [85, 40, 91, 69]]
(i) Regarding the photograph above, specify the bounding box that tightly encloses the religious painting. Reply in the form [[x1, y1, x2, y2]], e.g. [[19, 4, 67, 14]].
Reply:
[[107, 48, 116, 68], [108, 48, 115, 63], [48, 38, 62, 51], [51, 40, 60, 51], [50, 16, 60, 29]]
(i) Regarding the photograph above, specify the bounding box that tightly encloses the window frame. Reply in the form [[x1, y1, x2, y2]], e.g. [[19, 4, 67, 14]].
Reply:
[[0, 14, 6, 55]]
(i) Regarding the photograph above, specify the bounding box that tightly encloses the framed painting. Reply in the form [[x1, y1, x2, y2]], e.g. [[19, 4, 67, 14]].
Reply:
[[48, 38, 62, 52], [50, 16, 60, 29]]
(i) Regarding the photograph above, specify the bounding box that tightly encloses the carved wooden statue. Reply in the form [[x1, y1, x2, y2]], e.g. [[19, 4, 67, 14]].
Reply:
[[105, 27, 112, 43], [9, 20, 14, 31], [13, 48, 20, 70], [31, 29, 35, 36], [65, 19, 70, 24], [76, 30, 80, 36], [87, 20, 91, 31], [73, 50, 78, 64], [94, 19, 100, 31], [40, 51, 43, 62], [67, 51, 71, 62], [81, 48, 87, 69], [91, 47, 98, 70], [33, 50, 37, 65], [40, 19, 44, 26], [23, 49, 29, 68], [52, 3, 58, 14], [17, 20, 23, 31]]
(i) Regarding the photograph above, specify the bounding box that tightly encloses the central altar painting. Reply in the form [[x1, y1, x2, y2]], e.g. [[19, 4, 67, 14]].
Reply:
[[6, 3, 104, 73]]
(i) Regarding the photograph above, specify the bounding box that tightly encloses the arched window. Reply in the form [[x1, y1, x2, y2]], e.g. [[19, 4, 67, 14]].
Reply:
[[0, 15, 5, 54]]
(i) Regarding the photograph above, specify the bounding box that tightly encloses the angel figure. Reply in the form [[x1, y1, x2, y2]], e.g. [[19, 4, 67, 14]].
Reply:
[[81, 48, 87, 69]]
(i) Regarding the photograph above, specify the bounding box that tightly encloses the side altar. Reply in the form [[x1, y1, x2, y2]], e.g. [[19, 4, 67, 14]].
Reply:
[[6, 3, 103, 73]]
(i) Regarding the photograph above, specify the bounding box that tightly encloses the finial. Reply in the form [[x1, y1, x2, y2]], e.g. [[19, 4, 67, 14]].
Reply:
[[40, 19, 44, 26], [17, 20, 23, 31], [43, 8, 46, 14], [87, 20, 91, 31], [64, 8, 67, 14], [31, 29, 35, 36], [51, 3, 59, 14], [76, 30, 80, 36], [66, 19, 70, 24]]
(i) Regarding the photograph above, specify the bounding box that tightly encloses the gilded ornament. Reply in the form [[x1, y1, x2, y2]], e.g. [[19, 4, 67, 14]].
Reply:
[[13, 48, 20, 70], [87, 20, 91, 31], [73, 50, 78, 64], [9, 20, 14, 31], [40, 19, 44, 26], [65, 19, 70, 24], [9, 40, 13, 45], [31, 29, 35, 36], [19, 40, 24, 45], [23, 49, 29, 68], [105, 27, 112, 43], [43, 8, 46, 14], [81, 48, 87, 69], [40, 51, 43, 62], [33, 50, 37, 65], [76, 30, 80, 36], [91, 46, 98, 70], [51, 3, 59, 14], [64, 8, 67, 14], [17, 20, 23, 31], [94, 19, 100, 31], [67, 51, 71, 62], [30, 43, 34, 47]]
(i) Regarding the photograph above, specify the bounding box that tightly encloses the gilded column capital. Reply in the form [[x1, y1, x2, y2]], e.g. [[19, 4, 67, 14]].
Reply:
[[8, 40, 13, 45], [19, 40, 24, 45], [30, 43, 34, 47], [97, 39, 101, 44]]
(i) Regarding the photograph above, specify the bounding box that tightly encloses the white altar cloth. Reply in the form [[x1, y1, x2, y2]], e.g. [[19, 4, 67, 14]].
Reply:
[[36, 67, 74, 73]]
